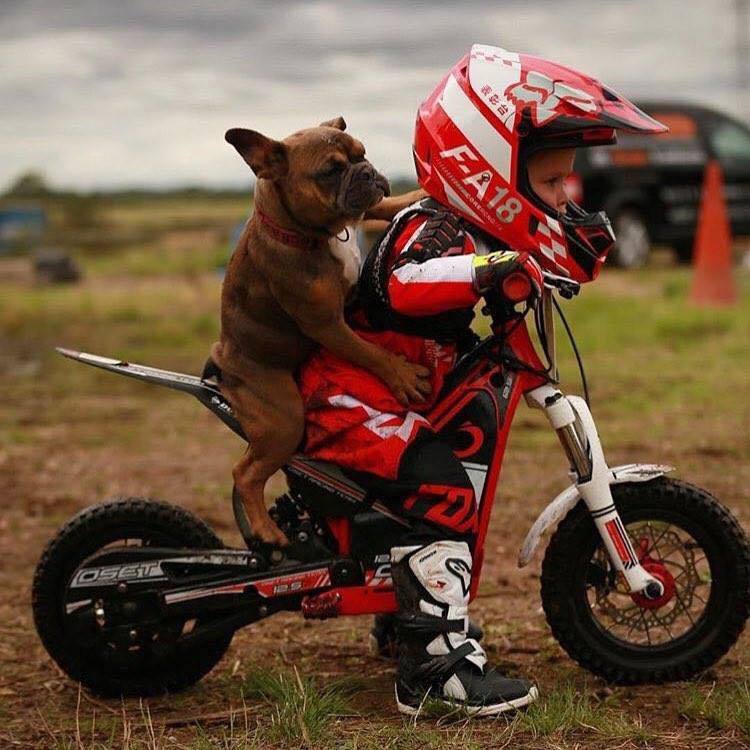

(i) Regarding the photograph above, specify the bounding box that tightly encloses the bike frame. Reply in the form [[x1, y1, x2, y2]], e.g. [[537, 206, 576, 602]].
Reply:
[[304, 299, 662, 617], [57, 290, 665, 625]]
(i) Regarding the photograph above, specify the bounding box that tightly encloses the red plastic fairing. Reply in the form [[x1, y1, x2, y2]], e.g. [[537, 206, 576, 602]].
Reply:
[[427, 318, 548, 601], [292, 318, 551, 616]]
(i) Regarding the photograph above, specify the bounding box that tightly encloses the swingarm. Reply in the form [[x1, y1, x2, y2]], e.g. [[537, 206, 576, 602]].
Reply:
[[63, 547, 339, 633]]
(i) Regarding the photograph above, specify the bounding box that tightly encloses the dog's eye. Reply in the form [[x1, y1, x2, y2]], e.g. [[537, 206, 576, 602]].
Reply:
[[318, 162, 345, 179]]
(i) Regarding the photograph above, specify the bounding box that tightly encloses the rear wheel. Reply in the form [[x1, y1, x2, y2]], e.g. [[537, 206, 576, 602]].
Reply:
[[541, 478, 749, 684], [32, 498, 233, 696]]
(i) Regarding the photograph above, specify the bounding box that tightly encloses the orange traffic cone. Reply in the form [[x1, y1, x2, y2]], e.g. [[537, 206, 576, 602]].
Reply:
[[690, 160, 736, 306]]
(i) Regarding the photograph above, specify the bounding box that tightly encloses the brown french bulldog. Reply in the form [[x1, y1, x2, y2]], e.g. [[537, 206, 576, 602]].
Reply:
[[210, 117, 430, 547]]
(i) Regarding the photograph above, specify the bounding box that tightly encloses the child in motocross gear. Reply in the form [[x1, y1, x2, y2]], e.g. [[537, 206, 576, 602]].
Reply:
[[298, 44, 665, 716], [299, 196, 542, 716]]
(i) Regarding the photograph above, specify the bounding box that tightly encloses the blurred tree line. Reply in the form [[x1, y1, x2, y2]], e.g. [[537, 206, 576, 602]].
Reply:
[[1, 170, 257, 230], [0, 169, 419, 238], [2, 171, 418, 205]]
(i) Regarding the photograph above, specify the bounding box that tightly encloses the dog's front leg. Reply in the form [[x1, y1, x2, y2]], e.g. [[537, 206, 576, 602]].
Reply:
[[363, 188, 427, 221], [268, 276, 431, 406], [306, 317, 431, 407]]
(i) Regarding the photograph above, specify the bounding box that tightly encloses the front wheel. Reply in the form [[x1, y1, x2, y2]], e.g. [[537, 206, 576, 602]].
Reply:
[[541, 478, 749, 684]]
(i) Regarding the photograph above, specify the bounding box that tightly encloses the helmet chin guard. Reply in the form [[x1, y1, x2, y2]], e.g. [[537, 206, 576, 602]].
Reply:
[[413, 45, 667, 282]]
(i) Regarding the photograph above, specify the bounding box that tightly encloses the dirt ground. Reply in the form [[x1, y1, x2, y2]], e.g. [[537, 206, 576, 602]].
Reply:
[[1, 260, 748, 750]]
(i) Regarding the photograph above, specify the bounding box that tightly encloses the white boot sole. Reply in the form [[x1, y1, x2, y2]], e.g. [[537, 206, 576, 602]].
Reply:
[[396, 684, 539, 717]]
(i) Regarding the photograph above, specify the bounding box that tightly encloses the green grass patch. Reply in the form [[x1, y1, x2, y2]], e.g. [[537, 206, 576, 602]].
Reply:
[[242, 667, 359, 747], [99, 195, 250, 230], [518, 683, 652, 741], [85, 240, 230, 278], [680, 681, 750, 735], [340, 721, 482, 750], [653, 310, 733, 343]]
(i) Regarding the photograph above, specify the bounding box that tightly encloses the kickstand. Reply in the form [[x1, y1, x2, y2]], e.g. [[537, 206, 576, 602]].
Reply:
[[232, 486, 256, 549]]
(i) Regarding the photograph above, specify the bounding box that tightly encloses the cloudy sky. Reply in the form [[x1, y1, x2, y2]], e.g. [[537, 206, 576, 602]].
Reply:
[[2, 0, 748, 190]]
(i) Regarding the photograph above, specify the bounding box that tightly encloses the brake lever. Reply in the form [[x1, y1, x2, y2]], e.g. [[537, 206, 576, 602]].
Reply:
[[557, 281, 580, 299], [542, 272, 580, 299]]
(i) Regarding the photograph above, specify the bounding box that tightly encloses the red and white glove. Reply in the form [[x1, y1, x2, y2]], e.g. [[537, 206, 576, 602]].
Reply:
[[472, 250, 544, 303]]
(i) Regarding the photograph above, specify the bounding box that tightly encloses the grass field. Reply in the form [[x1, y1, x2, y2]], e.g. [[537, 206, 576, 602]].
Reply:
[[1, 198, 748, 749]]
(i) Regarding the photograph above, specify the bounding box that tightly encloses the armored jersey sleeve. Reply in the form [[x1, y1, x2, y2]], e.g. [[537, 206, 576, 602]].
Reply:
[[386, 213, 481, 316]]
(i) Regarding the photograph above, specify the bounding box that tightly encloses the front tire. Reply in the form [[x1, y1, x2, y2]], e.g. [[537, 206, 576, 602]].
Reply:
[[32, 498, 234, 697], [541, 478, 749, 684]]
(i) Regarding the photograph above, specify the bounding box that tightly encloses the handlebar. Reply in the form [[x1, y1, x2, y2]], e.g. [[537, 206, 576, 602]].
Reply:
[[542, 271, 580, 299]]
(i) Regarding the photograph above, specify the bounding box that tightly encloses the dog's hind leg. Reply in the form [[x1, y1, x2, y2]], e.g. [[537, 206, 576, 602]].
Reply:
[[227, 371, 304, 548], [232, 450, 291, 547]]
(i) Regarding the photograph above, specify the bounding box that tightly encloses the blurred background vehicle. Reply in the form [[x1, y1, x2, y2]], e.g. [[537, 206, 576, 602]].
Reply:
[[32, 247, 82, 283], [569, 104, 750, 268], [0, 205, 46, 255]]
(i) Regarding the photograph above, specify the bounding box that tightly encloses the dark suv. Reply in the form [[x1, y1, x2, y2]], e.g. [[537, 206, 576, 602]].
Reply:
[[570, 102, 750, 267]]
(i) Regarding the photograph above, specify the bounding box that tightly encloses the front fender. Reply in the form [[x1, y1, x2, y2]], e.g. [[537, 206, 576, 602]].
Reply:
[[517, 463, 674, 568]]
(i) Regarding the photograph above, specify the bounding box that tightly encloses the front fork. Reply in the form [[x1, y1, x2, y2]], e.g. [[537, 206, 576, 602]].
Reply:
[[526, 385, 664, 598]]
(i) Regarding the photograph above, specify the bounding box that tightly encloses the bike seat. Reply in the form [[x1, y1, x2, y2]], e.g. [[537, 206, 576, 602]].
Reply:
[[284, 455, 368, 516]]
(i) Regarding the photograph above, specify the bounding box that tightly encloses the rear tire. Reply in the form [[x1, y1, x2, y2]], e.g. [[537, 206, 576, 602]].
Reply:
[[32, 498, 233, 697], [541, 478, 749, 684]]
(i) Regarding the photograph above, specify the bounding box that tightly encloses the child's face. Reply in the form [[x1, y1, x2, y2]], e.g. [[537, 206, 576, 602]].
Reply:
[[527, 148, 576, 215]]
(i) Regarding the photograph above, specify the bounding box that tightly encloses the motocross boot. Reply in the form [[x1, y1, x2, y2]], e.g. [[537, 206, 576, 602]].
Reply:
[[369, 613, 484, 659], [391, 540, 538, 716]]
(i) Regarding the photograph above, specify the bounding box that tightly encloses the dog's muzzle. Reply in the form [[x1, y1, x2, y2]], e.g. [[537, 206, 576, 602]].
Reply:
[[337, 162, 391, 215]]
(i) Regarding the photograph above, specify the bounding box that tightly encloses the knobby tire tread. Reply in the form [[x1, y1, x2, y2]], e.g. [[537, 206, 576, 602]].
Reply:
[[32, 498, 233, 697], [540, 478, 749, 684]]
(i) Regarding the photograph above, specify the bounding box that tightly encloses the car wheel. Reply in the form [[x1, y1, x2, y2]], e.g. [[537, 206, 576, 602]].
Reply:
[[672, 239, 694, 264], [610, 209, 650, 268]]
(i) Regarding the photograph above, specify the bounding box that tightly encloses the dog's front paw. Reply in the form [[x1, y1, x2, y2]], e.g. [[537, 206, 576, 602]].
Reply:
[[383, 355, 432, 407]]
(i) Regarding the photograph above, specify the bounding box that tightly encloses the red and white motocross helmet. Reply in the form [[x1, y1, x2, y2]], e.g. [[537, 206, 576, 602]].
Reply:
[[413, 44, 667, 282]]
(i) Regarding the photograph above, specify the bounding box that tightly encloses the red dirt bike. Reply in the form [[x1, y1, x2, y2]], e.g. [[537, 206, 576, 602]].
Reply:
[[33, 272, 749, 697]]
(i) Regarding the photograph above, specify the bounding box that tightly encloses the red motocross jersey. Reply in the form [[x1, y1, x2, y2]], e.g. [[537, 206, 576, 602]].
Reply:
[[298, 207, 483, 479]]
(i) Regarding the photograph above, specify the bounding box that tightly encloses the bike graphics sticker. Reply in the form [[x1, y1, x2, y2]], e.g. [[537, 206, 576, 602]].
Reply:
[[604, 518, 638, 570]]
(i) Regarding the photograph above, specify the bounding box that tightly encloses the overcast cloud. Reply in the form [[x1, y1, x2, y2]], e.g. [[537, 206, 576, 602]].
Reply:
[[1, 0, 748, 190]]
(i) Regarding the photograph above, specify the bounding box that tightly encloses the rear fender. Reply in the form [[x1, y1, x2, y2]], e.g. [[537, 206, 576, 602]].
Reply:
[[517, 463, 673, 568], [55, 347, 246, 439]]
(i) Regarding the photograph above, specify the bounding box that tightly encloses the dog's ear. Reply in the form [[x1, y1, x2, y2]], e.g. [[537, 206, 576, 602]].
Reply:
[[225, 128, 288, 180], [320, 116, 346, 131]]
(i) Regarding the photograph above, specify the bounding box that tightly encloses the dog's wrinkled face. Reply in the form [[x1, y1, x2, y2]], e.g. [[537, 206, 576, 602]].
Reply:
[[226, 118, 390, 234]]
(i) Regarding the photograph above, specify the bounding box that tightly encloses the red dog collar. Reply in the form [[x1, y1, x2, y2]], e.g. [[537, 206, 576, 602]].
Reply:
[[256, 209, 325, 251]]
